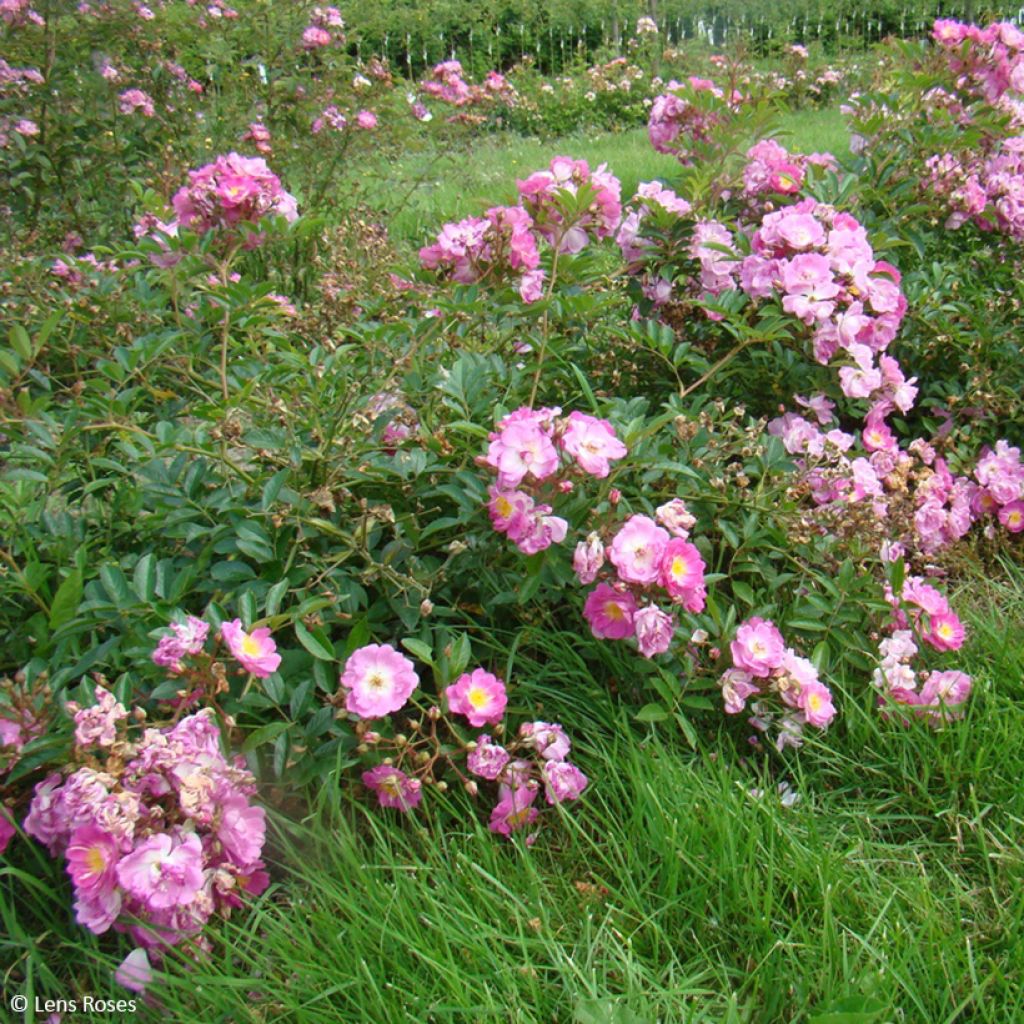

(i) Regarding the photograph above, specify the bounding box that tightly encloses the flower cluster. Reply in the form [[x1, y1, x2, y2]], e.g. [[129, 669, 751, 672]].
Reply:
[[931, 19, 1024, 106], [482, 406, 627, 555], [242, 120, 271, 155], [419, 205, 543, 303], [171, 152, 298, 237], [118, 88, 155, 117], [516, 156, 622, 255], [742, 139, 837, 201], [873, 574, 973, 721], [719, 618, 837, 749], [973, 440, 1024, 533], [301, 5, 344, 49], [926, 138, 1024, 241], [334, 644, 587, 841], [647, 76, 736, 164], [23, 693, 266, 992], [579, 501, 707, 659]]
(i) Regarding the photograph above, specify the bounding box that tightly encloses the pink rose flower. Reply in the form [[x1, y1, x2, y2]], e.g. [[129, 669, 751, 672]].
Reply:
[[340, 643, 419, 719], [633, 605, 674, 658], [445, 668, 508, 727], [583, 583, 637, 640], [608, 515, 669, 585], [220, 619, 282, 678], [730, 617, 786, 677], [116, 832, 205, 911], [362, 766, 422, 811]]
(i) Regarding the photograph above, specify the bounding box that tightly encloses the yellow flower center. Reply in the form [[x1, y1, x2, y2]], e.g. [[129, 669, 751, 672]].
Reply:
[[241, 634, 262, 657], [604, 602, 624, 621], [467, 686, 490, 710], [808, 693, 823, 712], [671, 556, 688, 581], [366, 671, 387, 691], [496, 496, 513, 517], [86, 847, 107, 875]]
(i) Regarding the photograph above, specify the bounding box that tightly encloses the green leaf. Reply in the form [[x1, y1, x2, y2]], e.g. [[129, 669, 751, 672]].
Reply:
[[133, 554, 157, 602], [401, 638, 435, 665], [49, 569, 83, 630], [242, 720, 292, 753], [294, 622, 335, 661], [635, 703, 668, 723], [99, 565, 134, 608], [264, 579, 289, 618]]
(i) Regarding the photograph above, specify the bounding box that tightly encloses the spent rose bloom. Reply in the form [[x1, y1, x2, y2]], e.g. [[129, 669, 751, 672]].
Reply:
[[542, 761, 588, 804], [361, 766, 422, 811], [730, 617, 786, 677], [572, 533, 606, 585], [608, 515, 669, 585], [445, 669, 508, 727], [520, 721, 571, 761], [467, 735, 511, 780], [633, 605, 675, 658], [720, 668, 760, 714], [220, 619, 282, 678], [339, 643, 419, 719], [655, 498, 697, 537]]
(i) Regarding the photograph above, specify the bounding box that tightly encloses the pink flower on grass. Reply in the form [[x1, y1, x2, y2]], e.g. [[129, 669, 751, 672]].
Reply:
[[657, 539, 706, 610], [583, 583, 637, 639], [116, 832, 205, 911], [445, 669, 507, 727], [115, 949, 153, 995], [467, 735, 510, 780], [918, 670, 972, 708], [634, 605, 675, 658], [927, 612, 965, 652], [66, 825, 121, 900], [362, 766, 422, 811], [220, 619, 281, 678], [730, 618, 785, 677], [489, 785, 539, 836], [339, 643, 419, 719], [542, 761, 588, 803], [560, 412, 627, 477], [999, 500, 1024, 532], [608, 515, 669, 585], [797, 681, 836, 728]]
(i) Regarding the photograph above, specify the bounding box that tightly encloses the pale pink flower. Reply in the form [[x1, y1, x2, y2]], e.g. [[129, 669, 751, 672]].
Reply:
[[657, 539, 706, 610], [355, 110, 377, 130], [608, 515, 669, 585], [560, 412, 627, 477], [72, 686, 128, 748], [216, 796, 266, 866], [116, 832, 205, 910], [927, 612, 965, 652], [220, 619, 281, 678], [730, 617, 785, 677], [66, 824, 121, 901], [720, 668, 759, 714], [918, 670, 972, 708], [798, 681, 836, 728], [339, 644, 419, 719]]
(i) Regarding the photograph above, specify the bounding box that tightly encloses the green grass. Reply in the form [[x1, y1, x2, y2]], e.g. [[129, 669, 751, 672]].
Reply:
[[5, 561, 1022, 1022], [383, 107, 850, 245]]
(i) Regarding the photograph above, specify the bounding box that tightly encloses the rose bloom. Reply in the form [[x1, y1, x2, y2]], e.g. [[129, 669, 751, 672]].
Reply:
[[362, 765, 422, 811], [583, 582, 637, 639], [220, 619, 282, 678], [608, 515, 669, 585], [560, 412, 627, 477], [730, 617, 785, 677], [633, 605, 674, 658], [339, 643, 419, 719], [489, 785, 539, 837], [445, 669, 507, 727]]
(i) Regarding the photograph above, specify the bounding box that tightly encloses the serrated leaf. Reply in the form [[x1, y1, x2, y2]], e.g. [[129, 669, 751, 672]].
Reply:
[[401, 638, 434, 665], [242, 720, 292, 753]]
